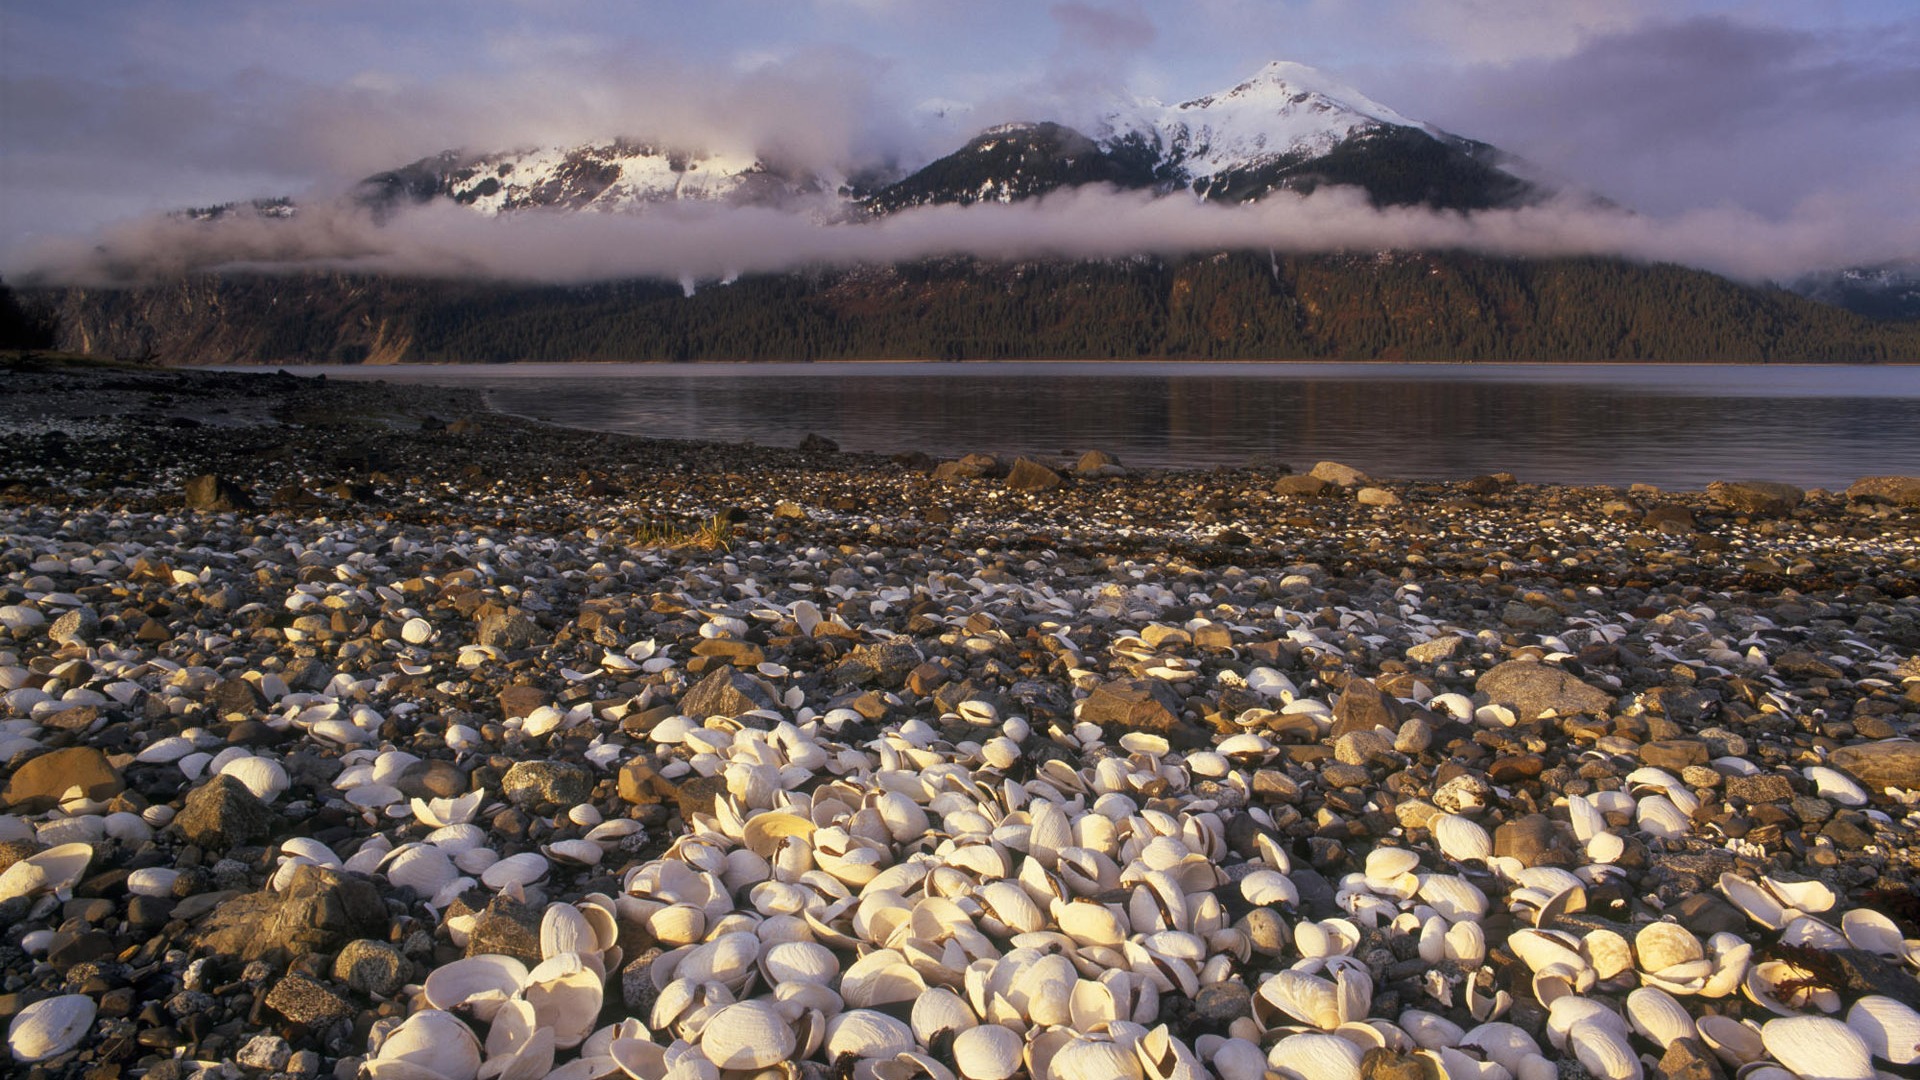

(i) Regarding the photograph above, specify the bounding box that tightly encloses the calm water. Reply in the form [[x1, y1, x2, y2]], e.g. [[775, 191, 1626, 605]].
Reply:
[[275, 362, 1920, 490]]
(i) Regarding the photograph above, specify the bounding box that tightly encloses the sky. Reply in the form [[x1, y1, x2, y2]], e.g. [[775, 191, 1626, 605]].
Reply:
[[3, 0, 1917, 281]]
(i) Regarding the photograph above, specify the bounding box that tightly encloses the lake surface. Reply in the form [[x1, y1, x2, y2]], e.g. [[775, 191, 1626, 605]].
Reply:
[[276, 362, 1920, 490]]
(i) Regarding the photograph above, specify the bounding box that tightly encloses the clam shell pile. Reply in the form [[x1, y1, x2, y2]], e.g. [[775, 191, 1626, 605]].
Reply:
[[3, 366, 1920, 1079]]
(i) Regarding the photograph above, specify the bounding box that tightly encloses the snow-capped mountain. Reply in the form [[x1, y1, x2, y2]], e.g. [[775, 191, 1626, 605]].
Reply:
[[868, 61, 1535, 212], [354, 141, 839, 216], [343, 62, 1538, 220]]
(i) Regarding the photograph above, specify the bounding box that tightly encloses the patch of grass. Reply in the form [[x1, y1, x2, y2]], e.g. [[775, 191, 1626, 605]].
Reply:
[[632, 512, 734, 551]]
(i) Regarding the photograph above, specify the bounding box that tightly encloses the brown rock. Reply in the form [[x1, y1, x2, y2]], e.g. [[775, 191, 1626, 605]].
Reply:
[[1659, 1037, 1726, 1080], [1493, 814, 1564, 868], [618, 760, 677, 806], [2, 746, 125, 813], [1828, 740, 1920, 795], [1707, 480, 1804, 515], [497, 685, 547, 720], [1309, 461, 1369, 487], [1845, 476, 1920, 506], [1331, 678, 1407, 738], [679, 666, 779, 719], [190, 864, 386, 963], [1005, 457, 1063, 492], [1725, 773, 1794, 803], [675, 774, 730, 822], [1641, 739, 1709, 771], [1475, 660, 1615, 722], [1080, 678, 1186, 734], [183, 474, 256, 512], [173, 773, 278, 849], [1273, 475, 1334, 497]]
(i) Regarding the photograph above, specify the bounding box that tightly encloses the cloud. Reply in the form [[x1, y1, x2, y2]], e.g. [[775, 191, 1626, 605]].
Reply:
[[1050, 3, 1157, 53], [1376, 16, 1920, 217], [16, 183, 1918, 290]]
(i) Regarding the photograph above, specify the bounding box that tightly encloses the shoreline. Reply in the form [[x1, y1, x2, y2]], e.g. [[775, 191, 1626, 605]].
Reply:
[[4, 360, 1920, 1077]]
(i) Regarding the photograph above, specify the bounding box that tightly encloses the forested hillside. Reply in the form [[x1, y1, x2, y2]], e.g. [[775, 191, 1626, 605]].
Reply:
[[28, 252, 1920, 365]]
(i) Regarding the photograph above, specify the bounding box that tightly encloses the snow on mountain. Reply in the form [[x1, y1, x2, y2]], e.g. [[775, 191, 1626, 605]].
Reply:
[[1096, 61, 1436, 183], [357, 141, 840, 216]]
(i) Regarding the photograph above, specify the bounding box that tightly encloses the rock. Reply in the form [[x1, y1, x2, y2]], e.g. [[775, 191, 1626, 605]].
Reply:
[[797, 432, 839, 452], [191, 865, 386, 963], [1845, 476, 1920, 506], [497, 685, 547, 720], [333, 940, 409, 998], [466, 896, 545, 965], [1659, 1037, 1726, 1080], [477, 611, 540, 650], [182, 474, 255, 512], [1331, 678, 1407, 737], [1475, 660, 1615, 721], [395, 759, 466, 800], [1, 746, 124, 812], [1643, 505, 1697, 533], [173, 773, 278, 849], [675, 774, 731, 822], [1273, 475, 1334, 497], [47, 608, 98, 646], [1707, 480, 1804, 515], [1309, 461, 1369, 487], [1191, 982, 1252, 1030], [1079, 678, 1186, 735], [264, 974, 354, 1028], [1492, 814, 1563, 868], [679, 666, 779, 719], [500, 761, 594, 809], [833, 641, 922, 690], [615, 760, 674, 806], [1355, 486, 1400, 507], [1827, 740, 1920, 795], [1361, 1047, 1433, 1080], [1724, 773, 1794, 803], [1005, 457, 1063, 492], [1074, 450, 1123, 476], [1670, 892, 1750, 938], [1406, 635, 1465, 664], [1641, 739, 1709, 771], [236, 1035, 294, 1073], [772, 501, 807, 520]]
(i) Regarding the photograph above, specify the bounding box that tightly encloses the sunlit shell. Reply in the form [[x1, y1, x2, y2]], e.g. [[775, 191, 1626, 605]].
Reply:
[[699, 1000, 796, 1070], [482, 852, 549, 890], [219, 755, 290, 803], [523, 953, 603, 1050], [1567, 1019, 1641, 1080], [423, 955, 530, 1021], [1430, 814, 1491, 863], [1762, 1015, 1875, 1080], [1846, 996, 1920, 1065], [7, 994, 96, 1064], [0, 842, 92, 903], [371, 1009, 482, 1080], [1265, 1032, 1361, 1080], [1626, 987, 1696, 1048], [953, 1023, 1023, 1080], [825, 1009, 915, 1060]]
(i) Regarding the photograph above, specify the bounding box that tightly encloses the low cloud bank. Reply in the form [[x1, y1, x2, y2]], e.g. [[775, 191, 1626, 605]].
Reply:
[[13, 185, 1920, 290]]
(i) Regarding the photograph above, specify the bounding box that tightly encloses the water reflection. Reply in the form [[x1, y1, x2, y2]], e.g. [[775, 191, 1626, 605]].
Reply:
[[285, 363, 1920, 490]]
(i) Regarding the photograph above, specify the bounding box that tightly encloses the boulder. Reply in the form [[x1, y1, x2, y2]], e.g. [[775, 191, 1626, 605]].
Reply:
[[1827, 740, 1920, 794], [501, 760, 595, 808], [1309, 461, 1369, 487], [1005, 457, 1064, 492], [174, 773, 279, 849], [1707, 480, 1804, 515], [1, 746, 124, 812], [183, 474, 256, 512], [679, 665, 779, 719], [1330, 678, 1407, 738], [1273, 475, 1334, 497], [1475, 660, 1616, 722], [190, 864, 386, 963], [1846, 476, 1920, 506]]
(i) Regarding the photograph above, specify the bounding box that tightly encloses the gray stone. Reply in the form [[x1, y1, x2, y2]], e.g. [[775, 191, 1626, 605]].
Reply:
[[236, 1035, 293, 1073], [1475, 660, 1615, 721], [1406, 635, 1466, 664], [190, 864, 386, 963], [477, 611, 540, 650], [1191, 982, 1252, 1028], [333, 939, 409, 998], [833, 641, 923, 690], [679, 665, 779, 719], [264, 973, 354, 1027], [501, 760, 594, 808], [48, 608, 98, 646], [1492, 814, 1562, 868], [173, 773, 278, 849], [467, 896, 545, 965]]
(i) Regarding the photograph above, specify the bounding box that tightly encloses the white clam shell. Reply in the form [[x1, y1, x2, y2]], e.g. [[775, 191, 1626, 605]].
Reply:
[[8, 993, 96, 1064], [1265, 1032, 1361, 1080], [1847, 995, 1920, 1065], [1430, 814, 1492, 863], [481, 852, 549, 890], [911, 986, 978, 1045], [1627, 986, 1696, 1048], [699, 1000, 796, 1070], [824, 1009, 914, 1059], [1761, 1014, 1875, 1080], [372, 1008, 482, 1080], [423, 955, 530, 1021], [218, 755, 290, 802], [953, 1023, 1023, 1080], [0, 842, 92, 903], [1568, 1018, 1642, 1080], [1635, 922, 1704, 973]]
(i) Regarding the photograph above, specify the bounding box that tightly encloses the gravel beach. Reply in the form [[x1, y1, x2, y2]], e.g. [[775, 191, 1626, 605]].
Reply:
[[5, 357, 1920, 1080]]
